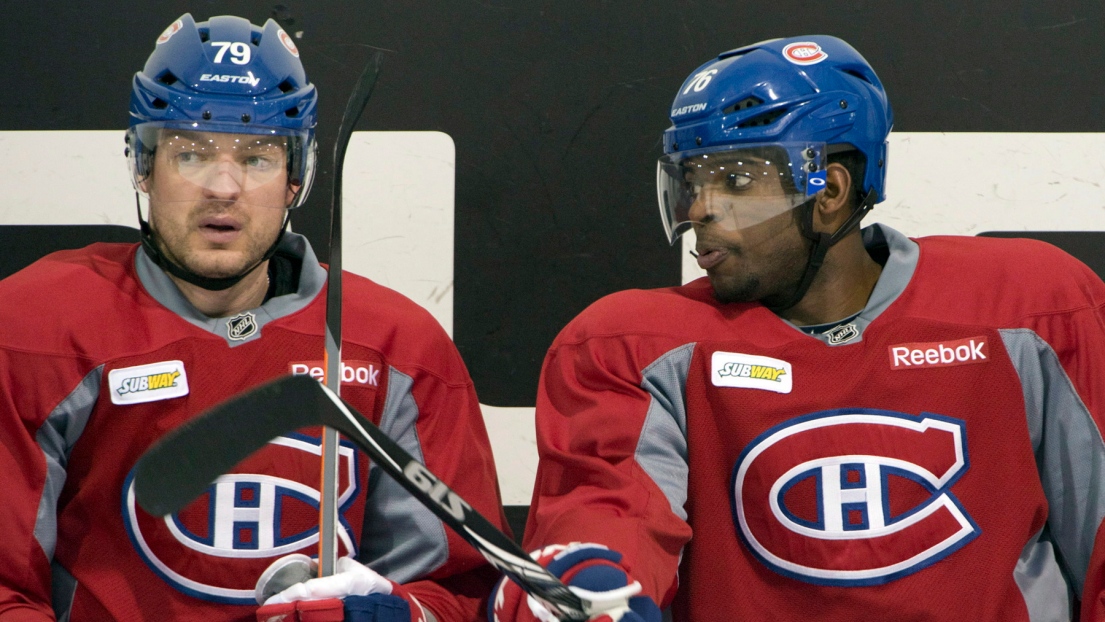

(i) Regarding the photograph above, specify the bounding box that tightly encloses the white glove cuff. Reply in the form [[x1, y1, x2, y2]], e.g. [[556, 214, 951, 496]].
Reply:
[[263, 556, 394, 605]]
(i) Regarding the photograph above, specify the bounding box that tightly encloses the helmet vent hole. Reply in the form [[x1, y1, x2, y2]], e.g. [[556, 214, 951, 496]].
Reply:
[[278, 80, 296, 93], [151, 98, 169, 110], [737, 108, 786, 128], [252, 33, 262, 46], [157, 71, 178, 86], [842, 69, 875, 85], [198, 28, 210, 43], [284, 107, 300, 118], [723, 96, 764, 115]]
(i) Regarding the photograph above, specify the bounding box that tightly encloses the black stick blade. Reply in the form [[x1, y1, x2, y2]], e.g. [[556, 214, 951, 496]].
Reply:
[[133, 374, 327, 517], [132, 374, 589, 620]]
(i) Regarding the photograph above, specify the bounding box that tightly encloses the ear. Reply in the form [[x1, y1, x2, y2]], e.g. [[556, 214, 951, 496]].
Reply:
[[813, 163, 853, 231], [285, 183, 301, 207]]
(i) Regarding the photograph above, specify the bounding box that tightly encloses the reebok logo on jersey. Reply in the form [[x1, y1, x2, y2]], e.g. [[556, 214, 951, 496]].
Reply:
[[889, 337, 988, 370], [109, 360, 190, 405], [290, 360, 382, 387], [712, 352, 792, 394]]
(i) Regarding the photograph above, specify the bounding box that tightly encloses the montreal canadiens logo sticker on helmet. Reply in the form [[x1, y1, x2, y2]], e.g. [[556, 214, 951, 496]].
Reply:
[[278, 29, 300, 57], [157, 19, 183, 45], [782, 42, 829, 66]]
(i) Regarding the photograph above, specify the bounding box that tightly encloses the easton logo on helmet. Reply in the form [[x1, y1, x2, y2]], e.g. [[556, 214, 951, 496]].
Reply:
[[200, 72, 261, 87], [672, 102, 708, 117], [782, 42, 829, 66]]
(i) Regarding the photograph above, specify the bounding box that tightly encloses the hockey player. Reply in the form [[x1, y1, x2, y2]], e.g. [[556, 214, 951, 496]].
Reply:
[[0, 13, 506, 622], [490, 35, 1105, 621]]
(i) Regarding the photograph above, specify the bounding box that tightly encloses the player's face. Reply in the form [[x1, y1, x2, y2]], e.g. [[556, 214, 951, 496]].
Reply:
[[687, 158, 810, 305], [145, 130, 297, 280]]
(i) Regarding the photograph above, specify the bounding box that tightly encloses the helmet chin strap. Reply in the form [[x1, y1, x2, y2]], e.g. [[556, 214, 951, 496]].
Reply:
[[135, 193, 290, 291], [764, 188, 877, 313]]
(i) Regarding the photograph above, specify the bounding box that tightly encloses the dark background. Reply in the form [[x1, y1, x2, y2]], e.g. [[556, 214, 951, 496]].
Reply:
[[4, 0, 1104, 406]]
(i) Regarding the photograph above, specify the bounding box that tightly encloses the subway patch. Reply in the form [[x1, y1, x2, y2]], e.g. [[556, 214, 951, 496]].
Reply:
[[109, 360, 190, 405], [711, 352, 792, 394]]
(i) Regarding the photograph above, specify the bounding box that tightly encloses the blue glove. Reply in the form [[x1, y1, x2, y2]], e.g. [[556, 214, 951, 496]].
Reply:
[[489, 543, 661, 622], [255, 555, 427, 622]]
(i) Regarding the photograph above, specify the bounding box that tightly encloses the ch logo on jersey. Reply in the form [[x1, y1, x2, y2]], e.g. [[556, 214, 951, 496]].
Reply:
[[109, 360, 190, 405], [731, 409, 977, 586], [123, 434, 362, 604]]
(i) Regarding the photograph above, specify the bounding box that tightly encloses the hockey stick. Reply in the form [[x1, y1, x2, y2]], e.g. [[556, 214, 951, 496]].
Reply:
[[132, 374, 590, 620], [319, 51, 384, 578]]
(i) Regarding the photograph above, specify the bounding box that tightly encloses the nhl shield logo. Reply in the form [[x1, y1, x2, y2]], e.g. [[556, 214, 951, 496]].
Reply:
[[825, 323, 859, 345], [227, 312, 258, 341]]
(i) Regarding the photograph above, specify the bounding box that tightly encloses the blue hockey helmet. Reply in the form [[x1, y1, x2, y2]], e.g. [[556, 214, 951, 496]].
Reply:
[[127, 13, 318, 208], [657, 35, 893, 244]]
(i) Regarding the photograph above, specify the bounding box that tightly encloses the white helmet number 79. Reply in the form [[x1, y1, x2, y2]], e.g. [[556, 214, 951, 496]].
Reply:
[[210, 41, 252, 65]]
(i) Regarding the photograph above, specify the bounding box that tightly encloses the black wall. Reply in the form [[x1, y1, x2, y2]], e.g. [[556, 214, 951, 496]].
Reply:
[[5, 1, 1104, 405]]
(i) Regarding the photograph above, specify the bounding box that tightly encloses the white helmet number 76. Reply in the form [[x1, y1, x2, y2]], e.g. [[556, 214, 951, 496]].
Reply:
[[683, 69, 718, 94]]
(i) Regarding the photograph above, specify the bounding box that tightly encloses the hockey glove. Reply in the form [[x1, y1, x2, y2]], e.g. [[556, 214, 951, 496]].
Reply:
[[489, 543, 661, 622], [255, 555, 429, 622]]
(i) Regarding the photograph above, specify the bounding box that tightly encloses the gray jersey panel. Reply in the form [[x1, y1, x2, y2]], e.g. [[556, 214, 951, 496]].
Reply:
[[34, 366, 102, 561], [134, 232, 326, 347], [356, 367, 449, 582], [635, 343, 695, 522], [1014, 529, 1073, 622], [1002, 328, 1105, 601]]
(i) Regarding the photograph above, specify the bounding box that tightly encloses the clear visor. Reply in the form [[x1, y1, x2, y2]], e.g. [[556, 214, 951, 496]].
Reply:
[[128, 122, 314, 205], [656, 142, 826, 244]]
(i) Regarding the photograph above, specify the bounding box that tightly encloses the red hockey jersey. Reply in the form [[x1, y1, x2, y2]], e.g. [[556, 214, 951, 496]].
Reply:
[[0, 235, 505, 621], [525, 224, 1105, 621]]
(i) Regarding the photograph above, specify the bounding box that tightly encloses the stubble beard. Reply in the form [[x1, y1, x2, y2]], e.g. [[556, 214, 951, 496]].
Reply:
[[152, 202, 272, 280], [709, 237, 810, 306]]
